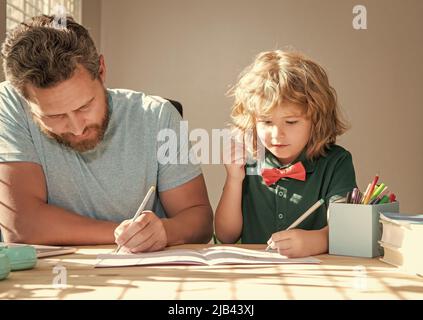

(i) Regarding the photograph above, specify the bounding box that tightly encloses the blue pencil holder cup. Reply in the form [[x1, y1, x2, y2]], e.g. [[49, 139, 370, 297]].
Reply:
[[328, 201, 400, 258]]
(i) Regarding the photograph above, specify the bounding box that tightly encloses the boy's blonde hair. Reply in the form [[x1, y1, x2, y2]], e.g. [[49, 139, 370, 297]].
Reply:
[[229, 50, 348, 160]]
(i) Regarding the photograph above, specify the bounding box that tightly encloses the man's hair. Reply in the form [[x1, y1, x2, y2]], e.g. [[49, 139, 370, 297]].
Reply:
[[1, 15, 100, 98], [229, 50, 349, 160]]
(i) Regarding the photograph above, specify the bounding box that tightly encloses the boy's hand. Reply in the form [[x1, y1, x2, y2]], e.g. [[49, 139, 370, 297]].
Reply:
[[223, 139, 246, 182], [267, 227, 328, 258], [114, 211, 168, 253]]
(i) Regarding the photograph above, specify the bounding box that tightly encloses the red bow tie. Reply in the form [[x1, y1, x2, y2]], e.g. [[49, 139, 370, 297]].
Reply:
[[261, 162, 306, 186]]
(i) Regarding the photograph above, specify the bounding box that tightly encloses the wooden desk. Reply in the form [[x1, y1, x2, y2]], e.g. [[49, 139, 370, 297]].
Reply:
[[0, 244, 422, 299]]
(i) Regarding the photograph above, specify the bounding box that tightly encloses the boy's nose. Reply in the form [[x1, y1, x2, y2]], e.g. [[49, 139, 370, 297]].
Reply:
[[271, 125, 285, 138]]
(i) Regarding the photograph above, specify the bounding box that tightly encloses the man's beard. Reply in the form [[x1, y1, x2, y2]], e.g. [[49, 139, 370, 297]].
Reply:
[[36, 100, 110, 153]]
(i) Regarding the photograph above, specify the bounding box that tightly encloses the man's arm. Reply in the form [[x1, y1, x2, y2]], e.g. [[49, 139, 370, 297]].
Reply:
[[0, 162, 118, 244], [159, 174, 214, 245], [114, 174, 214, 252]]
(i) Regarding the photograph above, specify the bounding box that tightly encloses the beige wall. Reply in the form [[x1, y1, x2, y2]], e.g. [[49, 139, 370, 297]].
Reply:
[[82, 0, 102, 49], [98, 0, 422, 213]]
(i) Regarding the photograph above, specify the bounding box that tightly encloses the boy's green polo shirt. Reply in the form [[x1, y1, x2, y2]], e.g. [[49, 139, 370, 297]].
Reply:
[[241, 144, 357, 243]]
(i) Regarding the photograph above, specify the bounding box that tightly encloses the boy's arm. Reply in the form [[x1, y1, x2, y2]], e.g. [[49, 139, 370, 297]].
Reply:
[[214, 176, 244, 243], [0, 162, 118, 244], [215, 140, 247, 244], [270, 226, 328, 258], [308, 226, 328, 255]]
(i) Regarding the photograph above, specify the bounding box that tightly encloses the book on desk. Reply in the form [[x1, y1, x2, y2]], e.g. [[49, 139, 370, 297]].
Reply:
[[379, 212, 423, 276], [96, 245, 320, 268]]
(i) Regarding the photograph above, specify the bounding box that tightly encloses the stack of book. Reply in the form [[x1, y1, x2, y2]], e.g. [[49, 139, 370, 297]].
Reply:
[[379, 212, 423, 276]]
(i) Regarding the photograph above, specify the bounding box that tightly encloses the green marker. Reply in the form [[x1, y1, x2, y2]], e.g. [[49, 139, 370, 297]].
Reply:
[[378, 195, 390, 204], [370, 183, 386, 201]]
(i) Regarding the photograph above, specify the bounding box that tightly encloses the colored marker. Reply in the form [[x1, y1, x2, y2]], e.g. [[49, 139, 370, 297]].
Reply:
[[370, 183, 386, 202], [371, 188, 389, 204], [389, 193, 396, 203], [378, 195, 390, 204], [363, 174, 379, 205]]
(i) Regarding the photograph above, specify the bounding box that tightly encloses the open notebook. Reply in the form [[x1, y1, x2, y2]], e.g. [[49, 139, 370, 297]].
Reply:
[[96, 246, 320, 268], [0, 242, 77, 258]]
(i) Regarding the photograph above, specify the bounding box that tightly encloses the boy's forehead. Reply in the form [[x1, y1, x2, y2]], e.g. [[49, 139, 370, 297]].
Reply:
[[258, 103, 306, 118], [279, 101, 305, 112]]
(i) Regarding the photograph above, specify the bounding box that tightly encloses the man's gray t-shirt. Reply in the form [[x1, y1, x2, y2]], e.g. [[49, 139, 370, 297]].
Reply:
[[0, 81, 201, 222]]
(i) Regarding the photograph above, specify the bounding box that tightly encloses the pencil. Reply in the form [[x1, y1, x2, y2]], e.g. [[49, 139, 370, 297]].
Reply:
[[115, 186, 156, 253], [265, 199, 325, 251], [361, 183, 371, 204]]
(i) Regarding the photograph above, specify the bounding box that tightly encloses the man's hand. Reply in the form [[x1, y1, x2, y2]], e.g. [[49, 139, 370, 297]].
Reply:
[[114, 211, 168, 253], [267, 227, 328, 258]]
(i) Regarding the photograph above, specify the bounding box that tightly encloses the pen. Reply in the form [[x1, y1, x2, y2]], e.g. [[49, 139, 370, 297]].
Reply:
[[354, 188, 362, 204], [265, 199, 325, 251], [351, 188, 359, 204], [346, 191, 352, 204], [115, 186, 156, 253], [355, 190, 363, 204]]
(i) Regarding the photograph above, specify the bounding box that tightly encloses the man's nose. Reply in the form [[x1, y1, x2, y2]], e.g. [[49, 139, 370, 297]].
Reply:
[[67, 113, 85, 136]]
